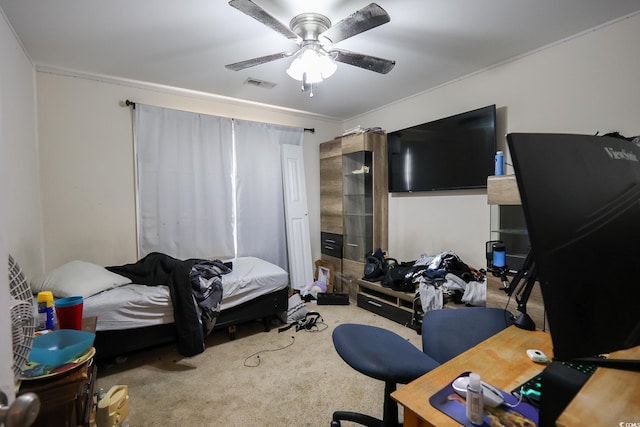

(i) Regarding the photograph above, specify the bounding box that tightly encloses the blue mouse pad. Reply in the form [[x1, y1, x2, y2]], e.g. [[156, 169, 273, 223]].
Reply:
[[428, 372, 539, 426]]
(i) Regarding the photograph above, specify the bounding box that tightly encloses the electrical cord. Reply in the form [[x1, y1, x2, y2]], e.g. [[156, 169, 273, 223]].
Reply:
[[505, 386, 525, 408], [302, 319, 328, 333], [243, 336, 296, 367], [244, 314, 329, 366], [278, 312, 328, 333]]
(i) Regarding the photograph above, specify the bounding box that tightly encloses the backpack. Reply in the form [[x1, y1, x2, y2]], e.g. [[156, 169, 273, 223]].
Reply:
[[381, 261, 422, 292]]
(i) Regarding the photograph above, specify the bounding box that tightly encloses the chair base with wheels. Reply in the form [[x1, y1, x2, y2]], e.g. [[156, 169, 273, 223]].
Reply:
[[330, 307, 513, 427]]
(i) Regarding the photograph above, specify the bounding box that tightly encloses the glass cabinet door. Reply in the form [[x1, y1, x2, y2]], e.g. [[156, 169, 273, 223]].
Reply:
[[342, 151, 373, 262]]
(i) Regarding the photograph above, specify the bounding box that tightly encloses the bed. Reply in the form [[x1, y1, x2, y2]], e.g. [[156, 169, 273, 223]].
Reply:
[[31, 255, 290, 361]]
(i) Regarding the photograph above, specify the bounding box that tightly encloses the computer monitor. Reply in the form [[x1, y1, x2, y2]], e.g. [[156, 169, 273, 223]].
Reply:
[[507, 133, 640, 367]]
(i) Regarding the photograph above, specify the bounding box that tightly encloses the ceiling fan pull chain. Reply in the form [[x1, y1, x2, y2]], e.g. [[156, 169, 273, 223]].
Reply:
[[301, 72, 314, 97]]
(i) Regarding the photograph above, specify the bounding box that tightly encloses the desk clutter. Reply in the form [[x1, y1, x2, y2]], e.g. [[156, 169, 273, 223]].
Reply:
[[429, 372, 539, 426]]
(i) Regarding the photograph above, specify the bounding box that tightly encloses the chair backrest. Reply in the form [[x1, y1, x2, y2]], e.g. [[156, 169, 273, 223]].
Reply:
[[421, 307, 513, 364]]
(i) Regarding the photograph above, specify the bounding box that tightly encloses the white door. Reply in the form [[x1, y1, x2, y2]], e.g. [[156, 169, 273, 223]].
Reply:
[[281, 144, 313, 291]]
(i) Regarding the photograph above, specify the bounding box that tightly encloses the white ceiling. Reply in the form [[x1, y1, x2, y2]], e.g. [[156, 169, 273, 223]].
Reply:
[[2, 0, 639, 120]]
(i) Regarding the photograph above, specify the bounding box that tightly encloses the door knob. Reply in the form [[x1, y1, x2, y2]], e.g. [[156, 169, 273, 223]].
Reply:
[[0, 391, 40, 427]]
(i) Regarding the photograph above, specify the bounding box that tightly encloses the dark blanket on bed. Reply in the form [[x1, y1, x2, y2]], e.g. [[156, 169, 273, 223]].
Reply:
[[106, 252, 229, 357]]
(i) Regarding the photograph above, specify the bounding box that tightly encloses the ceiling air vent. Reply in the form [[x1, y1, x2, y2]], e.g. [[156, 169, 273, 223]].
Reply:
[[244, 78, 276, 89]]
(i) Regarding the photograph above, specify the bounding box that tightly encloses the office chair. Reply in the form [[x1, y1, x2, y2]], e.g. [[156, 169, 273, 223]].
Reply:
[[330, 307, 513, 427]]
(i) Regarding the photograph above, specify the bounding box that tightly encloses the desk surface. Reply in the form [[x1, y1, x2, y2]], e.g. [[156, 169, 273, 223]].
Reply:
[[391, 325, 553, 427]]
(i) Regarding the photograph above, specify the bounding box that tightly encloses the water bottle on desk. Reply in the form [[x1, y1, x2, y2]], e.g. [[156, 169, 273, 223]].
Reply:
[[466, 372, 484, 425]]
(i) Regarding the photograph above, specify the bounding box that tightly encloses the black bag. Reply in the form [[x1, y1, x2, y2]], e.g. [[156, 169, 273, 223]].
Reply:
[[381, 261, 420, 292]]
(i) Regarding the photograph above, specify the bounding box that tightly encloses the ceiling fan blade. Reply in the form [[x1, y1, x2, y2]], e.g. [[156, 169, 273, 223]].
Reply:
[[319, 3, 390, 45], [225, 51, 295, 71], [329, 49, 396, 74], [228, 0, 300, 42]]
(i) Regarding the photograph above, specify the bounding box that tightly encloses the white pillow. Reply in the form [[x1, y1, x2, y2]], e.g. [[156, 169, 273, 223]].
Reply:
[[31, 260, 132, 298]]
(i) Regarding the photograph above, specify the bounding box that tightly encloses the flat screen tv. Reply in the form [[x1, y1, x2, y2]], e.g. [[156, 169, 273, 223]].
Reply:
[[388, 105, 497, 192]]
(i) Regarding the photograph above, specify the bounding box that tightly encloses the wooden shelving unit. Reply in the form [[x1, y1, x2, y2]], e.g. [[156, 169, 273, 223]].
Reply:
[[319, 131, 388, 297], [487, 174, 521, 205]]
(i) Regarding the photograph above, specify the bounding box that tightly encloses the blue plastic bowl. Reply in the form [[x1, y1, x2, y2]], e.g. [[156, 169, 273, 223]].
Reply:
[[29, 329, 95, 367]]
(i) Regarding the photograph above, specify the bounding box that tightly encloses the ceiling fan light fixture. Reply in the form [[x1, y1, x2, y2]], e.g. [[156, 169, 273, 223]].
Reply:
[[226, 1, 395, 89], [286, 48, 337, 84]]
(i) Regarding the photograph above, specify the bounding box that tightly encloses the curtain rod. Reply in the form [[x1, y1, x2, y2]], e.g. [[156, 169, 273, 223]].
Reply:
[[123, 99, 315, 133]]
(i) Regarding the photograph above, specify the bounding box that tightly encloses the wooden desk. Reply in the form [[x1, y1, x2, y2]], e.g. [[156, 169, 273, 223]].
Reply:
[[391, 325, 552, 427], [556, 345, 640, 427]]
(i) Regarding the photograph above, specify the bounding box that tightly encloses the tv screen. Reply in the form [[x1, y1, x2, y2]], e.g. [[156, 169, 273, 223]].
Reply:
[[388, 105, 497, 192], [508, 133, 640, 362]]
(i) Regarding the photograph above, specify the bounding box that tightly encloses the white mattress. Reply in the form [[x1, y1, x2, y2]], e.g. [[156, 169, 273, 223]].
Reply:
[[83, 256, 288, 331]]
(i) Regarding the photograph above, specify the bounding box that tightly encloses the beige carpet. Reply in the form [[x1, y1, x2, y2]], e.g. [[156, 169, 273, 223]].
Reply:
[[96, 302, 423, 427]]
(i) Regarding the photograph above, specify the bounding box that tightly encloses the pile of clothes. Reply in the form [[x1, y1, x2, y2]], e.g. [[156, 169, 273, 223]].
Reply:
[[382, 251, 486, 313]]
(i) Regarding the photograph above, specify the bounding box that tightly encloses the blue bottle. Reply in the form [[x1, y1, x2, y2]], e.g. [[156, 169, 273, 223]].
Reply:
[[495, 151, 504, 176], [492, 243, 506, 268]]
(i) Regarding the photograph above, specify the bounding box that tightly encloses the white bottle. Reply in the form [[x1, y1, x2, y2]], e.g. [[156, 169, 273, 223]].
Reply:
[[466, 372, 484, 425]]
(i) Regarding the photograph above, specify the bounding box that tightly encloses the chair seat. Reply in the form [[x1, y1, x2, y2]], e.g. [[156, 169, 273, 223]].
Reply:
[[333, 324, 440, 385]]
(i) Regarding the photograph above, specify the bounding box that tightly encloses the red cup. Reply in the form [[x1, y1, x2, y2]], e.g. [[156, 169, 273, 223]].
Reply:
[[54, 296, 84, 330]]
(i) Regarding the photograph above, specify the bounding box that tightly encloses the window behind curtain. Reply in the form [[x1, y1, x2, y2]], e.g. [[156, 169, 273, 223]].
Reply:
[[133, 105, 303, 270], [234, 120, 304, 269], [134, 104, 234, 259]]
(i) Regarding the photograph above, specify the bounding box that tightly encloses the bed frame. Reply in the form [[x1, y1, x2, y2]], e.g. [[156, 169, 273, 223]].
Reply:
[[94, 286, 289, 361]]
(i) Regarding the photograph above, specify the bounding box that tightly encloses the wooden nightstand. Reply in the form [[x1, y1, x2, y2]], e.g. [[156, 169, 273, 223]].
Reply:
[[18, 317, 98, 427]]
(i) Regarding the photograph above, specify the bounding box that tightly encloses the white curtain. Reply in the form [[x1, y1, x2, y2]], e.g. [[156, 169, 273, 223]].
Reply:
[[134, 105, 304, 270], [134, 104, 234, 259], [234, 120, 304, 269]]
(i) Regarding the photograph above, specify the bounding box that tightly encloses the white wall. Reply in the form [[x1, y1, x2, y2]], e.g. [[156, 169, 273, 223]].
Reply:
[[344, 13, 640, 268], [36, 71, 342, 270], [0, 8, 42, 399], [0, 14, 43, 277]]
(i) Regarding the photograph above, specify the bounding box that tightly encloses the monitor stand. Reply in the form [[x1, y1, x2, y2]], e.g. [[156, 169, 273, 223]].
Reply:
[[500, 249, 537, 331]]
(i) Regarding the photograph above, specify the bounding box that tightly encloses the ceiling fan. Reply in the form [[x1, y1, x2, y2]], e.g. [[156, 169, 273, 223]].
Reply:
[[226, 0, 396, 93]]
